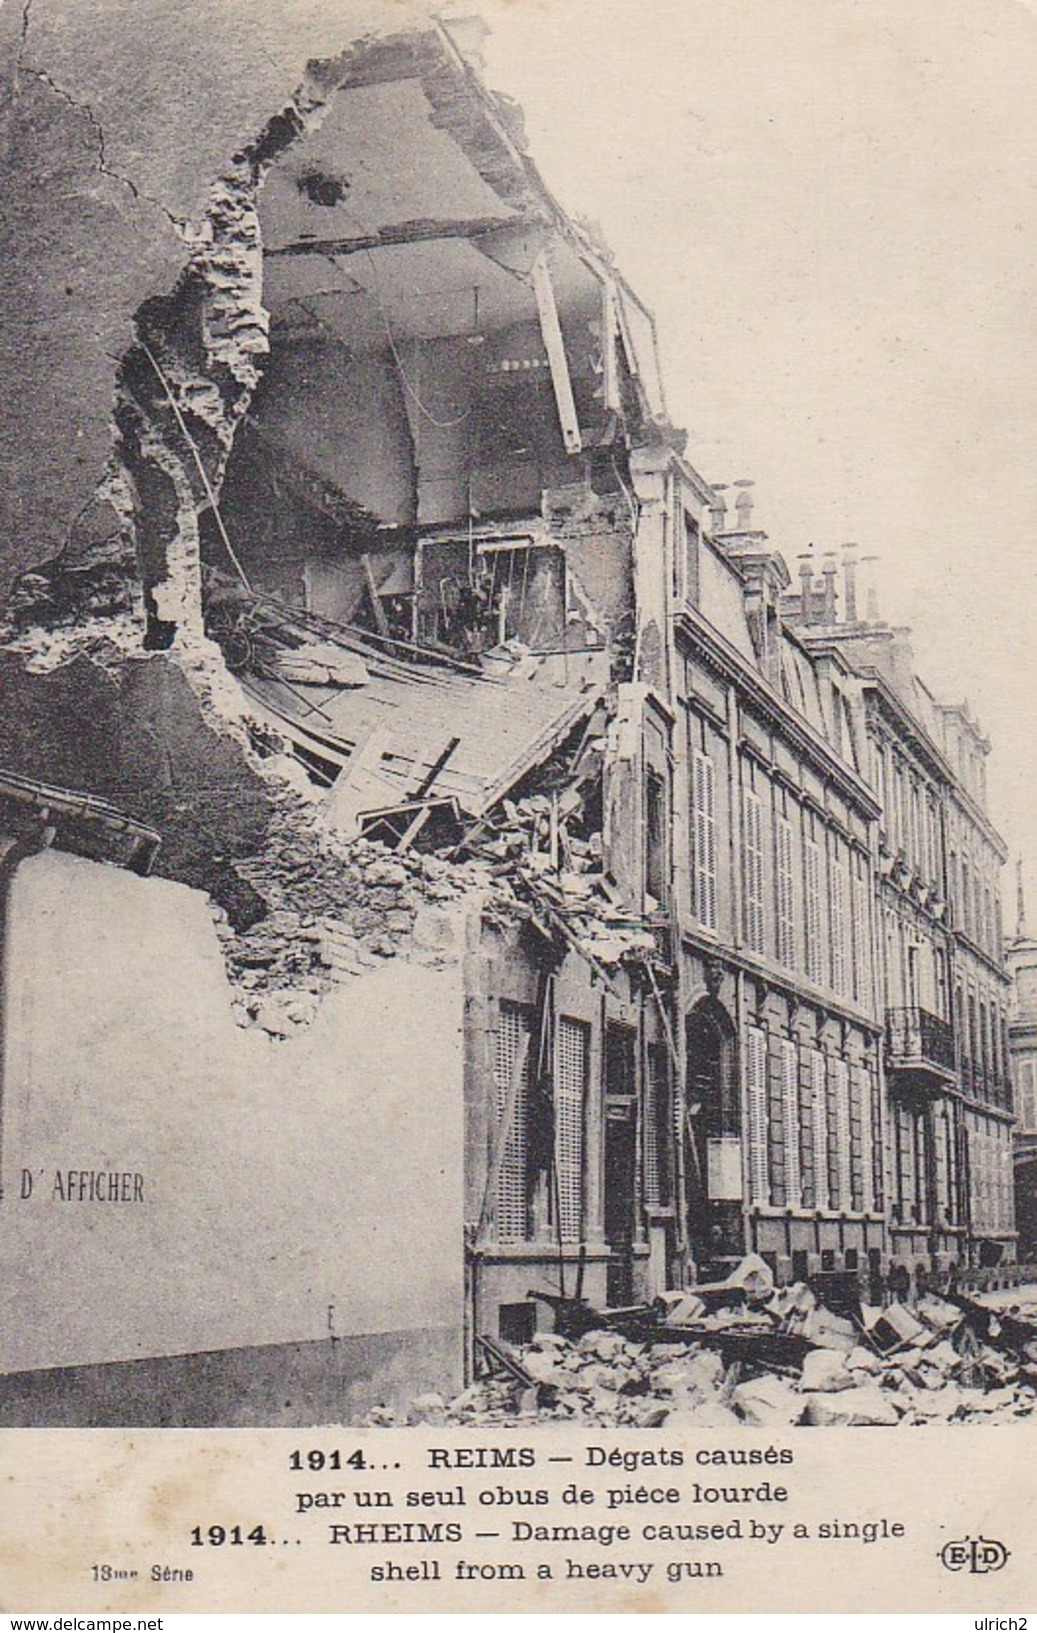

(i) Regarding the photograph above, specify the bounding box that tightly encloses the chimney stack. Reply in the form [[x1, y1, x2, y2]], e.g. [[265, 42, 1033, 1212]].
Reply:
[[708, 484, 729, 534], [1018, 857, 1028, 941], [821, 553, 838, 624], [733, 478, 755, 531], [798, 551, 815, 623], [842, 545, 858, 624], [860, 555, 881, 622]]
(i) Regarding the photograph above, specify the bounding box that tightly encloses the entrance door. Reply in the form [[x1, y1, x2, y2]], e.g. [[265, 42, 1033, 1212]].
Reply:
[[685, 1003, 742, 1266]]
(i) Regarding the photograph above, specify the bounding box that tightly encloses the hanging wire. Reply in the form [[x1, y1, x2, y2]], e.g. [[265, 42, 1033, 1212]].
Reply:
[[357, 245, 473, 431]]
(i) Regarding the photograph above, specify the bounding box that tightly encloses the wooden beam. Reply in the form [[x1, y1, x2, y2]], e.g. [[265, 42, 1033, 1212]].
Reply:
[[267, 213, 545, 259], [361, 553, 391, 638], [531, 249, 582, 455]]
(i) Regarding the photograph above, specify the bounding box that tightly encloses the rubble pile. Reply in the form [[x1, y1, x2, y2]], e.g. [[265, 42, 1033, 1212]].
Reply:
[[377, 1285, 1037, 1429], [213, 804, 493, 1035], [471, 793, 658, 967]]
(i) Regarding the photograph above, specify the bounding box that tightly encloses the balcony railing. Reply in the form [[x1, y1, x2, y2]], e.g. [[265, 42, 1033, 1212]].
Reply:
[[885, 1006, 956, 1078]]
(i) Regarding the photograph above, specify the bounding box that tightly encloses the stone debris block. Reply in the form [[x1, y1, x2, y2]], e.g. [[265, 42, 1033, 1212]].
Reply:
[[657, 1290, 707, 1325], [846, 1345, 881, 1374], [800, 1386, 902, 1427], [724, 1252, 775, 1300], [407, 1392, 448, 1425], [731, 1374, 805, 1426], [799, 1348, 855, 1393], [802, 1308, 859, 1353], [868, 1301, 933, 1353]]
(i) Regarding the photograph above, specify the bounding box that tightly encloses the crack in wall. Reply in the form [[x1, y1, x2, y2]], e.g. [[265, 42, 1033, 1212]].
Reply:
[[19, 59, 187, 234]]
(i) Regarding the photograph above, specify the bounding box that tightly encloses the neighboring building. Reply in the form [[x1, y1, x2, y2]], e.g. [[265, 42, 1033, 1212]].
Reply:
[[783, 561, 1016, 1281], [1008, 868, 1037, 1259]]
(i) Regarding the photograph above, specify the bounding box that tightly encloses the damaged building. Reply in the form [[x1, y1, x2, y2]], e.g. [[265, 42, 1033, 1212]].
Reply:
[[0, 4, 1020, 1426]]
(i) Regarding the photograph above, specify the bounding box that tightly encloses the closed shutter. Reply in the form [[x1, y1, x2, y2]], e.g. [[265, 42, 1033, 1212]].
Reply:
[[743, 786, 765, 952], [643, 1043, 671, 1210], [804, 836, 822, 984], [859, 1063, 874, 1213], [811, 1048, 829, 1209], [850, 857, 870, 1005], [555, 1017, 587, 1242], [494, 1003, 532, 1242], [693, 748, 717, 931], [747, 1026, 769, 1204], [829, 840, 846, 996], [776, 816, 795, 967], [832, 1057, 852, 1210], [782, 1038, 801, 1206]]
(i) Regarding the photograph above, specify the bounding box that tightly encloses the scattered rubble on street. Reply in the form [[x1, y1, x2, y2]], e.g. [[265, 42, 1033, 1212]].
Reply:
[[372, 1269, 1037, 1429]]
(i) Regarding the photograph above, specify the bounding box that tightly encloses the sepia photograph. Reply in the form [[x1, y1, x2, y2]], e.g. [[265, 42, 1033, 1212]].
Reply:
[[2, 0, 1037, 1471]]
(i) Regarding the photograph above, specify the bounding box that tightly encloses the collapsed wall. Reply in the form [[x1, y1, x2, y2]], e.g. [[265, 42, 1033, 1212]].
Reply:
[[0, 12, 410, 928]]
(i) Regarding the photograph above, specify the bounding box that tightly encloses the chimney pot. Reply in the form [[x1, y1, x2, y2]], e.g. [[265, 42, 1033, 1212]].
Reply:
[[733, 478, 755, 530]]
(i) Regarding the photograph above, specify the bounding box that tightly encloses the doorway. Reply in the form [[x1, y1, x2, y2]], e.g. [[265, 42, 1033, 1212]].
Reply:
[[684, 1000, 742, 1265]]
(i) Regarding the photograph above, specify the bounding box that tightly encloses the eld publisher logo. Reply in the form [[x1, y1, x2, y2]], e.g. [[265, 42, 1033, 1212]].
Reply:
[[939, 1537, 1010, 1575]]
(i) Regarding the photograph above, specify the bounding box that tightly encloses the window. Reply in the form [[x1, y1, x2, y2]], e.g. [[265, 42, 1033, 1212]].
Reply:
[[776, 814, 795, 968], [645, 768, 667, 906], [493, 1002, 533, 1242], [684, 511, 700, 604], [692, 747, 717, 931], [746, 1026, 769, 1204], [743, 785, 765, 953], [829, 838, 847, 996], [804, 833, 823, 984], [555, 1017, 588, 1243], [781, 1038, 801, 1206], [810, 1049, 829, 1209], [832, 1057, 852, 1210]]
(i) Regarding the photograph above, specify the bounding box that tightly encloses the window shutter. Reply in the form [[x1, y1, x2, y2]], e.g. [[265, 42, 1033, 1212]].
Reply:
[[643, 1044, 670, 1210], [693, 748, 717, 931], [782, 1038, 801, 1207], [829, 841, 846, 996], [776, 816, 795, 967], [494, 1003, 532, 1242], [832, 1057, 852, 1210], [743, 786, 765, 952], [747, 1026, 769, 1204], [859, 1062, 874, 1213], [804, 836, 822, 983], [555, 1017, 587, 1243], [811, 1048, 829, 1209], [850, 856, 870, 1005]]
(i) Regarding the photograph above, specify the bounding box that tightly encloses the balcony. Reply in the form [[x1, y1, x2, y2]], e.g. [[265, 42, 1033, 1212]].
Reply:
[[885, 1006, 956, 1090]]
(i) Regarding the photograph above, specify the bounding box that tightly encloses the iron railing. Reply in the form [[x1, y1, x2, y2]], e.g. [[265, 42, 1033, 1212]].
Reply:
[[885, 1006, 956, 1075]]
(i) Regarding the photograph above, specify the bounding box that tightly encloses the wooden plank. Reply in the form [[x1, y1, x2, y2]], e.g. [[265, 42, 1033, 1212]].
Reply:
[[531, 249, 582, 455], [361, 553, 391, 638]]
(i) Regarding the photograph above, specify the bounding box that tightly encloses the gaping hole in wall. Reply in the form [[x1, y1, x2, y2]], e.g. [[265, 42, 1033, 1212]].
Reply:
[[0, 28, 671, 1036]]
